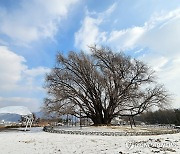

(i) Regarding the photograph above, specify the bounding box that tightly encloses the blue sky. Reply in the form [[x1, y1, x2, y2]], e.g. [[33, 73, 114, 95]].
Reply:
[[0, 0, 180, 112]]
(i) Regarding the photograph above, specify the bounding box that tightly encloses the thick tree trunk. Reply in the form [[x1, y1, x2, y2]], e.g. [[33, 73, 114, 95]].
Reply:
[[91, 116, 112, 125], [88, 106, 113, 125]]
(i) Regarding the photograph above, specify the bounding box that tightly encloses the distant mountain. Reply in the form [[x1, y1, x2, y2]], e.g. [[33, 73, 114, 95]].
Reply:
[[0, 111, 46, 123], [0, 113, 21, 122], [34, 111, 45, 119]]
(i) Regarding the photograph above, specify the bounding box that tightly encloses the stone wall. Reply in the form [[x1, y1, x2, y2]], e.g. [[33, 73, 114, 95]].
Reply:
[[43, 126, 180, 136]]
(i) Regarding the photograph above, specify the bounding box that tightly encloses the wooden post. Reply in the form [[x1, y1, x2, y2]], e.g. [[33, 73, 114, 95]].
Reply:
[[129, 116, 132, 129], [80, 110, 82, 129], [132, 116, 136, 127]]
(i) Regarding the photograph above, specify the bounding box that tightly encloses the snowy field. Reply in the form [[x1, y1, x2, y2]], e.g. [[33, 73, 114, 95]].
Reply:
[[0, 127, 180, 154]]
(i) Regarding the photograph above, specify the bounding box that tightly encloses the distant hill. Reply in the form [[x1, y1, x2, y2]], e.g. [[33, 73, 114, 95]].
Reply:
[[34, 111, 45, 119], [0, 111, 46, 123], [0, 113, 21, 122]]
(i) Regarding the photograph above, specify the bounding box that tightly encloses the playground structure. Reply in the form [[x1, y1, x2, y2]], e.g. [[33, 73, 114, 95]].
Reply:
[[0, 106, 33, 131]]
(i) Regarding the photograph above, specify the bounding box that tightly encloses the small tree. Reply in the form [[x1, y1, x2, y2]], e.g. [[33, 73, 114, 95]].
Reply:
[[43, 46, 170, 125]]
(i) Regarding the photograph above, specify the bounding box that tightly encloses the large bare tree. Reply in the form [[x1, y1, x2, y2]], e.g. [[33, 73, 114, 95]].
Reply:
[[43, 46, 170, 125]]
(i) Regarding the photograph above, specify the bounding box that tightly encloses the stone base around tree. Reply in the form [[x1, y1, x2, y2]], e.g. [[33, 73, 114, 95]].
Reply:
[[43, 125, 180, 136]]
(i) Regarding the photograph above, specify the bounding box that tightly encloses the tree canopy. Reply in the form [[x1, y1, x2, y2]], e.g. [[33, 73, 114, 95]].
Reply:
[[43, 46, 170, 125]]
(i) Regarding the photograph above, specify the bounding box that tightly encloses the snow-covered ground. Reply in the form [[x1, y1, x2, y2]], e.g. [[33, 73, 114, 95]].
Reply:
[[0, 127, 180, 154]]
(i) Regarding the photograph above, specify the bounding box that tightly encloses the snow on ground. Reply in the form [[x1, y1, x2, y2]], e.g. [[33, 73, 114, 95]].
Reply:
[[0, 127, 180, 154]]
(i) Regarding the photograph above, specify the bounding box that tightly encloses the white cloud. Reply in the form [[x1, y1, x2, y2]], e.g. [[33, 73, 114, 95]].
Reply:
[[74, 3, 117, 52], [0, 46, 49, 111], [140, 53, 169, 72], [156, 57, 180, 108], [108, 27, 145, 50], [24, 66, 50, 77], [106, 8, 180, 56], [140, 8, 180, 57], [74, 16, 105, 52], [22, 67, 50, 91], [0, 46, 26, 90], [0, 0, 79, 45]]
